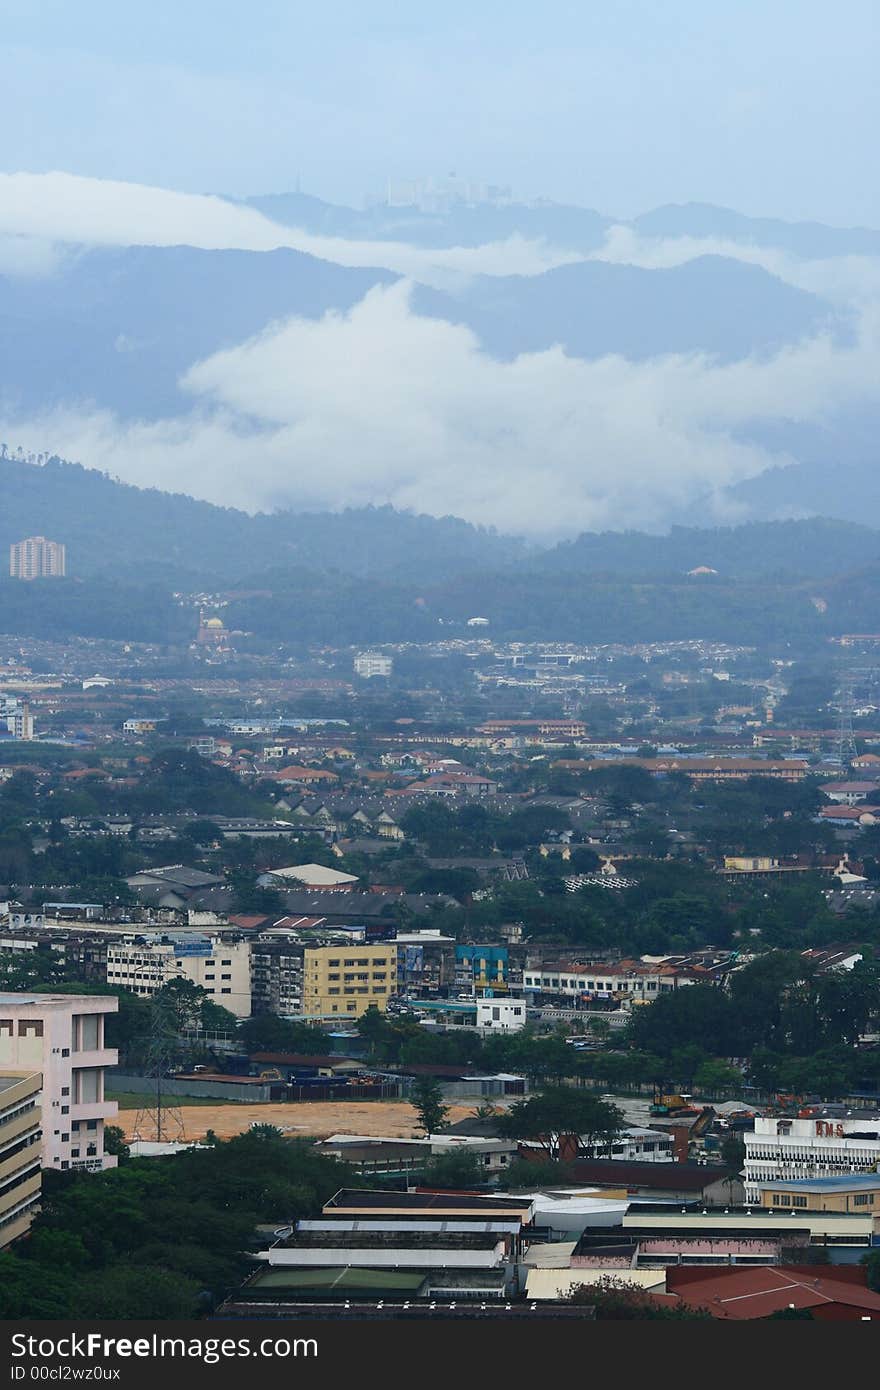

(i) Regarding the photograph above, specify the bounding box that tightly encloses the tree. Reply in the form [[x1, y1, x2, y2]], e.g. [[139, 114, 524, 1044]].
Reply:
[[861, 1249, 880, 1293], [103, 1125, 130, 1162], [567, 1275, 711, 1320], [411, 1077, 450, 1136], [693, 1058, 742, 1097], [421, 1148, 483, 1189], [496, 1086, 623, 1161], [238, 1013, 329, 1055], [356, 1004, 394, 1059]]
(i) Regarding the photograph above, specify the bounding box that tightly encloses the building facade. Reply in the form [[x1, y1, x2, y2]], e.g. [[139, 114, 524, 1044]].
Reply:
[[250, 938, 306, 1016], [0, 994, 118, 1173], [302, 942, 397, 1020], [475, 998, 527, 1033], [745, 1115, 880, 1203], [105, 935, 252, 1017], [9, 536, 66, 580], [354, 652, 393, 679], [0, 1070, 42, 1248]]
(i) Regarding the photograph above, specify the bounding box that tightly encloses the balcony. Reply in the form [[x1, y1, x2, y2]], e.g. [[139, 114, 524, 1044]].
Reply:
[[70, 1100, 118, 1123], [71, 1048, 118, 1070]]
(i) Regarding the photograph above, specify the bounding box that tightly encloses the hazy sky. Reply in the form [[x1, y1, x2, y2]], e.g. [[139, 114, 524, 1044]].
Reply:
[[2, 0, 879, 224]]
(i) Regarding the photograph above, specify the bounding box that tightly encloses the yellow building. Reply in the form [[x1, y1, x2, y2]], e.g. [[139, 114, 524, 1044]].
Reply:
[[758, 1176, 880, 1214], [302, 943, 397, 1020], [0, 1071, 42, 1248]]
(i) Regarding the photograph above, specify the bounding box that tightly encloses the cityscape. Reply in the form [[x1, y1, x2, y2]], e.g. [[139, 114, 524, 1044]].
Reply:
[[1, 0, 879, 1356]]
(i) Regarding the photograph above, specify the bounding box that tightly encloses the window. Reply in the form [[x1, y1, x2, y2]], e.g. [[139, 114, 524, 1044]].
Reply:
[[17, 1020, 43, 1038], [221, 988, 231, 995], [853, 1194, 872, 1206]]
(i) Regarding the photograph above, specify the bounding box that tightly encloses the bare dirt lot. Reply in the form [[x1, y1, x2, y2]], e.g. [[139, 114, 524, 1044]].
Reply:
[[121, 1100, 475, 1143]]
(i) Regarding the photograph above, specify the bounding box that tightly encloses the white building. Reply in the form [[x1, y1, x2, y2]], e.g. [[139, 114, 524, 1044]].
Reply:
[[1, 698, 34, 741], [744, 1115, 880, 1203], [105, 935, 252, 1017], [0, 994, 118, 1173], [476, 998, 527, 1033], [354, 651, 393, 679], [521, 963, 695, 1002]]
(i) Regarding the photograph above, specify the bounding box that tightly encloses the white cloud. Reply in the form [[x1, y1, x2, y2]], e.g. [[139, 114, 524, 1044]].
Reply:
[[5, 281, 879, 538], [0, 171, 576, 287]]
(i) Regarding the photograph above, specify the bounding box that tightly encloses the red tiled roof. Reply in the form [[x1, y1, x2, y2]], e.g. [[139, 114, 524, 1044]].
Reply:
[[666, 1265, 880, 1319]]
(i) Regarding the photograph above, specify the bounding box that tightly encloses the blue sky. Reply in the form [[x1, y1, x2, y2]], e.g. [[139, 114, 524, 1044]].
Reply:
[[2, 0, 878, 222]]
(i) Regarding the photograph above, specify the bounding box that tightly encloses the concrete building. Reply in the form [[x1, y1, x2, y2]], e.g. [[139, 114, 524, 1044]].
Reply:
[[9, 536, 66, 580], [521, 961, 699, 1003], [0, 1070, 42, 1248], [302, 942, 397, 1020], [744, 1114, 880, 1203], [105, 934, 252, 1017], [354, 652, 393, 679], [756, 1174, 880, 1214], [0, 994, 118, 1173], [455, 945, 509, 992], [251, 938, 306, 1016], [476, 998, 527, 1033], [3, 702, 34, 741]]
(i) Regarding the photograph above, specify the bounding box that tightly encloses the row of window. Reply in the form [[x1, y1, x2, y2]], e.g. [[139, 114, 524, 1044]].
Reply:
[[321, 987, 387, 997], [322, 958, 392, 968], [0, 1191, 39, 1234], [325, 973, 387, 982], [0, 1098, 38, 1131]]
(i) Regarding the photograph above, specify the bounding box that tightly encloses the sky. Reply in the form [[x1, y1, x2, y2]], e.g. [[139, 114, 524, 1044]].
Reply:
[[2, 0, 879, 223]]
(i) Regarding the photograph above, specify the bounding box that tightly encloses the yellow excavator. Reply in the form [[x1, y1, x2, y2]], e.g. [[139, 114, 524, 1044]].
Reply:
[[650, 1082, 700, 1117]]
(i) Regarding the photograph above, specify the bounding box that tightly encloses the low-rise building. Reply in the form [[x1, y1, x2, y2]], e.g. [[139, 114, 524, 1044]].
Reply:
[[756, 1174, 880, 1214], [475, 997, 527, 1033]]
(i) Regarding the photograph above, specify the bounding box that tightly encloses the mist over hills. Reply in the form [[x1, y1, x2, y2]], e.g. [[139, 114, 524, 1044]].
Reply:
[[0, 241, 837, 423], [0, 180, 877, 533]]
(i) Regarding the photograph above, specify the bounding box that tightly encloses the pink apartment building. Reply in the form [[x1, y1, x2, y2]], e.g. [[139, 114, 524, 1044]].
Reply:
[[0, 994, 118, 1173]]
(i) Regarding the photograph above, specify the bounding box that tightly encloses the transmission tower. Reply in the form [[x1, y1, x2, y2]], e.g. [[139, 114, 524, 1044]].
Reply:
[[131, 995, 187, 1144]]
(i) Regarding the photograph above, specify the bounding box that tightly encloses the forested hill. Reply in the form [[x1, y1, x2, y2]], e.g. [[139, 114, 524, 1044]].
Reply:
[[5, 452, 880, 587], [0, 452, 526, 584], [538, 519, 880, 580], [4, 451, 880, 648]]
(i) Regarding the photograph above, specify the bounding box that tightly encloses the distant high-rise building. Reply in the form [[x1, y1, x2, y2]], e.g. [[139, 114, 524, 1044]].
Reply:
[[9, 536, 66, 580], [354, 651, 393, 679]]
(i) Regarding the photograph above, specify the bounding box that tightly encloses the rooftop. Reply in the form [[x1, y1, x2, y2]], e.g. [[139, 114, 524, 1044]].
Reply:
[[757, 1174, 880, 1192]]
